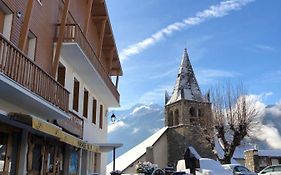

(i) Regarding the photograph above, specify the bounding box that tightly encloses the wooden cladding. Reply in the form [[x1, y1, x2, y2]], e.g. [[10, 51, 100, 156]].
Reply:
[[0, 33, 69, 111], [56, 23, 120, 102]]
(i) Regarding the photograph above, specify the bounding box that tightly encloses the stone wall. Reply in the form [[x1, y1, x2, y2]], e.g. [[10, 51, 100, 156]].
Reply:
[[166, 125, 214, 167]]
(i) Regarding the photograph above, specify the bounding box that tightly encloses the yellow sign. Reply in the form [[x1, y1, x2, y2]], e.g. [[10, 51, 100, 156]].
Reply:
[[31, 117, 99, 152], [32, 118, 63, 138]]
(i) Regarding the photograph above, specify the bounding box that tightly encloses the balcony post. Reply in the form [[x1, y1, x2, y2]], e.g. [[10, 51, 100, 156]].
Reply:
[[52, 0, 70, 77]]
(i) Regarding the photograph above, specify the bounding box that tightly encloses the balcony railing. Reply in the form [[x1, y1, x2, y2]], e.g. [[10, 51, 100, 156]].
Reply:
[[56, 23, 120, 102], [0, 34, 69, 112]]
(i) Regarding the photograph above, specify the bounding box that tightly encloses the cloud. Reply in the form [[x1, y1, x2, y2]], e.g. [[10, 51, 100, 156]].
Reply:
[[247, 94, 281, 149], [197, 69, 240, 84], [257, 125, 281, 149], [119, 0, 255, 61], [255, 44, 276, 52], [108, 121, 127, 133], [131, 128, 140, 135], [149, 128, 161, 134], [139, 84, 173, 104], [262, 70, 281, 83]]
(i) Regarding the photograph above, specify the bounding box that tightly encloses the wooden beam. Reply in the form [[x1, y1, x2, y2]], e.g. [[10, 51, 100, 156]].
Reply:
[[52, 0, 70, 77], [97, 19, 107, 59], [84, 0, 93, 35], [18, 0, 35, 50], [115, 75, 119, 89], [106, 48, 114, 75], [93, 15, 108, 21]]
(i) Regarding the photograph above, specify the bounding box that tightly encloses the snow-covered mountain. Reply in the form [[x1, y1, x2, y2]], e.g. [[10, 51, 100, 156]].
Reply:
[[107, 102, 281, 162], [107, 104, 164, 161]]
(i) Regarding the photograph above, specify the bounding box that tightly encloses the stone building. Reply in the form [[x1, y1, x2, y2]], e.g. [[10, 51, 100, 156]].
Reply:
[[245, 149, 281, 173], [165, 48, 213, 165], [107, 49, 213, 174]]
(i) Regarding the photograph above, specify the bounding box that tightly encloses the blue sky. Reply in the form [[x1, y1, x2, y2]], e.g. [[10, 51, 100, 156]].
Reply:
[[106, 0, 281, 109]]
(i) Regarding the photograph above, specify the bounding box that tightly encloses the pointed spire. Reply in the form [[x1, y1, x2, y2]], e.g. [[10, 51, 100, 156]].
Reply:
[[166, 48, 203, 105]]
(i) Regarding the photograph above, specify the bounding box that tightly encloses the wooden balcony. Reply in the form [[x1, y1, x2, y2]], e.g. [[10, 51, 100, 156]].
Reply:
[[0, 34, 69, 112], [56, 23, 120, 104]]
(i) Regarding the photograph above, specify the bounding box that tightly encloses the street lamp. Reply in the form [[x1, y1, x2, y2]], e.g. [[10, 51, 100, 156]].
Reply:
[[111, 113, 116, 123]]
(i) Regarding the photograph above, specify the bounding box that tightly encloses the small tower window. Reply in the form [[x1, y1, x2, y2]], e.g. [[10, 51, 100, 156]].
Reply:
[[189, 107, 196, 117], [198, 109, 203, 117], [174, 110, 179, 126], [168, 111, 173, 126]]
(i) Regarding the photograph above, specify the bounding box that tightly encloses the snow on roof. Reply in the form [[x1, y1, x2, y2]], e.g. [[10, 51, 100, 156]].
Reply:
[[166, 48, 203, 105], [189, 146, 202, 159], [106, 127, 168, 174], [258, 150, 281, 157]]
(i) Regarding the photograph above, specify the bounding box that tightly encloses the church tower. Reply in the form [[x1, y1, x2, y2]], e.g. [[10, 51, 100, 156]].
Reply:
[[165, 48, 213, 166]]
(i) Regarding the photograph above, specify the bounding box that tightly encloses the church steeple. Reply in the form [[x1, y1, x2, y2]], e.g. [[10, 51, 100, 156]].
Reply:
[[166, 48, 203, 105]]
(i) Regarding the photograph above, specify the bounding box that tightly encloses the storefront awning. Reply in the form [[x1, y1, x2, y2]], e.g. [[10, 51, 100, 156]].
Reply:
[[96, 143, 123, 152], [8, 112, 100, 152]]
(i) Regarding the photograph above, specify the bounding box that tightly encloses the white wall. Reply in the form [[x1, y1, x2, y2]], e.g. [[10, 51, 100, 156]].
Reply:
[[60, 57, 110, 174]]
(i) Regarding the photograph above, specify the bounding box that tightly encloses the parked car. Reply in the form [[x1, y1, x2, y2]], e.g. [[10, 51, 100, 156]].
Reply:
[[222, 164, 257, 175], [258, 165, 281, 175]]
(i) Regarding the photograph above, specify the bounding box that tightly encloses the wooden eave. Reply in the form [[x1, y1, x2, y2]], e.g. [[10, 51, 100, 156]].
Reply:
[[91, 0, 123, 76]]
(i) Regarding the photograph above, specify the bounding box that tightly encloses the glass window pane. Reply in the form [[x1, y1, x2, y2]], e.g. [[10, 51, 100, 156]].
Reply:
[[32, 144, 42, 171]]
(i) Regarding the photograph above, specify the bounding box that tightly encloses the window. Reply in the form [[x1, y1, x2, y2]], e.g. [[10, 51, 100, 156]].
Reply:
[[174, 110, 179, 125], [99, 105, 103, 129], [57, 63, 66, 86], [83, 89, 89, 118], [72, 78, 79, 112], [168, 111, 173, 126], [26, 31, 37, 61], [189, 107, 196, 117], [92, 99, 97, 124], [0, 2, 13, 39]]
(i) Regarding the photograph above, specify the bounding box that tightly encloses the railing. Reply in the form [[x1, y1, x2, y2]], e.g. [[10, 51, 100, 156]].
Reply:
[[56, 23, 120, 102], [0, 34, 69, 112]]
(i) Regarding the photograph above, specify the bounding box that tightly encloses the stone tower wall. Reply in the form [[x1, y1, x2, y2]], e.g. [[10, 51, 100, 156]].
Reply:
[[165, 99, 214, 166], [166, 125, 214, 167]]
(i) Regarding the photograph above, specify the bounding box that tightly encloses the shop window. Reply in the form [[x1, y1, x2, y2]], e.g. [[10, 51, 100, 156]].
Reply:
[[92, 99, 97, 124], [57, 63, 66, 87], [32, 144, 42, 171], [72, 78, 79, 112], [83, 89, 89, 118], [46, 145, 55, 173], [99, 105, 103, 129], [94, 153, 101, 173], [0, 132, 8, 172], [0, 2, 12, 39], [69, 147, 79, 175], [26, 31, 37, 61]]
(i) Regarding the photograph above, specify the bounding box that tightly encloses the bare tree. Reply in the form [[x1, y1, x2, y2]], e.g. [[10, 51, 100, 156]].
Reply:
[[199, 82, 258, 164]]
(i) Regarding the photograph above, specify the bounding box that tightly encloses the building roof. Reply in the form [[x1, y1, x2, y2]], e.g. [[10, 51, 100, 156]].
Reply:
[[106, 127, 168, 174], [166, 49, 203, 105], [258, 150, 281, 157]]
